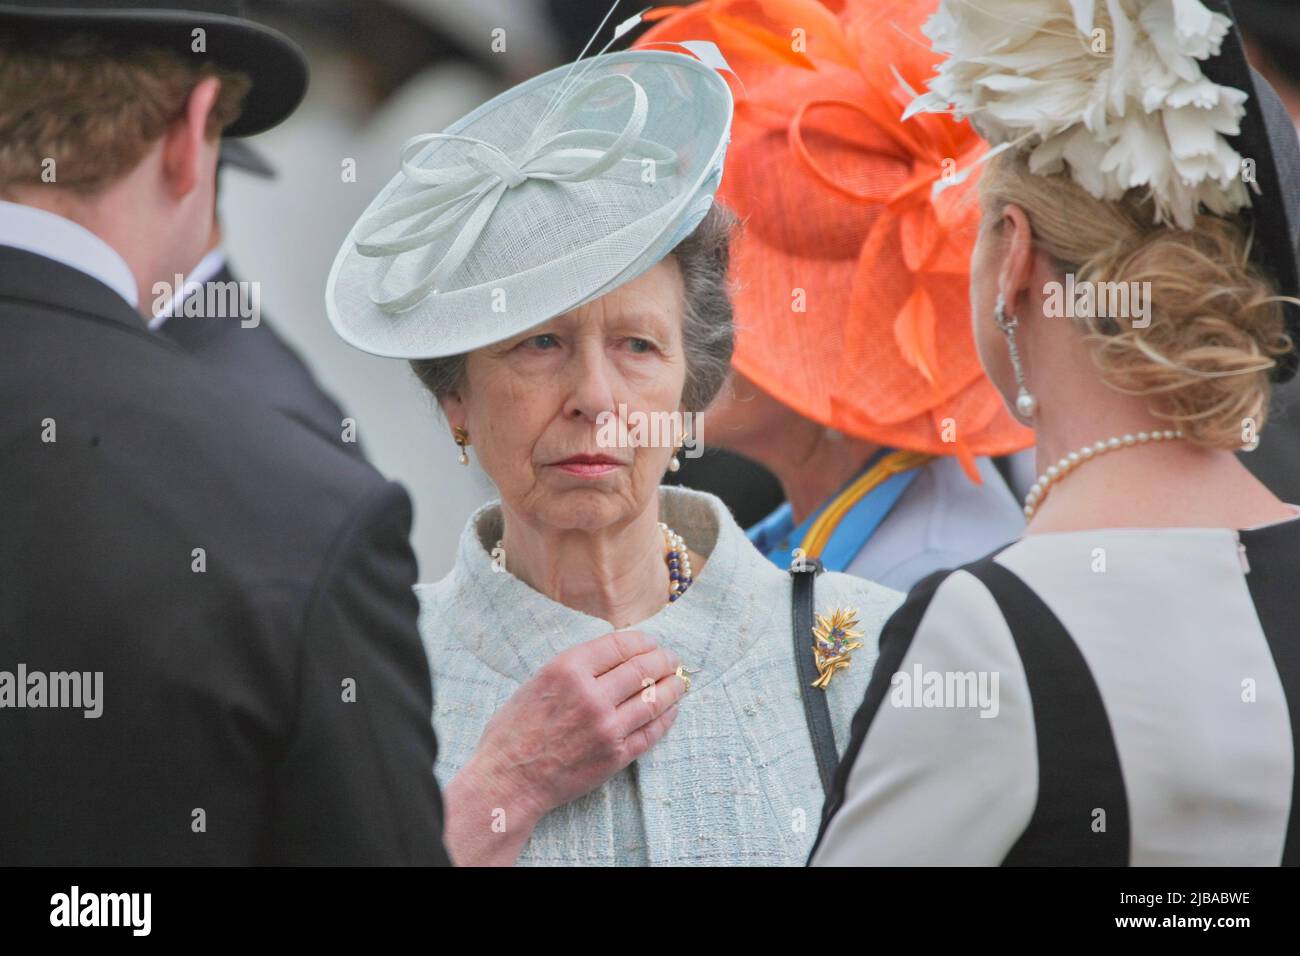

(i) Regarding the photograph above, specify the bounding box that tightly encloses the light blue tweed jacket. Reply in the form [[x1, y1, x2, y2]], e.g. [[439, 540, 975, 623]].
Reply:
[[416, 487, 904, 866]]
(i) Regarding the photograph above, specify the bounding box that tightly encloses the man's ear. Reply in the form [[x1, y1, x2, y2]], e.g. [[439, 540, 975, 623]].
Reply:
[[997, 203, 1037, 316], [161, 76, 222, 199]]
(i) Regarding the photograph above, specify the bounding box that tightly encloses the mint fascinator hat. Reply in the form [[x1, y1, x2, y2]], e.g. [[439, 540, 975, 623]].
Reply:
[[326, 10, 735, 360]]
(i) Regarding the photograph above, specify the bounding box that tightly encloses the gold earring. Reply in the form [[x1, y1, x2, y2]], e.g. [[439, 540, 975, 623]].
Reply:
[[452, 426, 470, 466]]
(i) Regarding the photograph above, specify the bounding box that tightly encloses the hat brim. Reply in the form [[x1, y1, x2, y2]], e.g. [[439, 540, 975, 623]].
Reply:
[[0, 7, 307, 136], [1204, 1, 1300, 383]]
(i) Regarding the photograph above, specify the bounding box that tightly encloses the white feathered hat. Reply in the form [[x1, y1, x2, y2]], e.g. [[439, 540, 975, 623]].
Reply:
[[326, 11, 734, 360], [902, 0, 1300, 380]]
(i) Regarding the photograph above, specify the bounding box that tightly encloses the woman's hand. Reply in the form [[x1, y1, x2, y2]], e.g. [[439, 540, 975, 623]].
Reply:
[[442, 629, 685, 866]]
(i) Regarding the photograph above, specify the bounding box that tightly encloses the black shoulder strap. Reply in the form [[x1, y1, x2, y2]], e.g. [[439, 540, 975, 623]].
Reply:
[[791, 558, 838, 798], [808, 566, 952, 862], [964, 558, 1130, 866], [1238, 521, 1300, 864]]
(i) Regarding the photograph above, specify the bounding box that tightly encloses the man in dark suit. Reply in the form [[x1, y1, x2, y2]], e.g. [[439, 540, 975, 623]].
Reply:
[[153, 141, 364, 458], [0, 0, 450, 865]]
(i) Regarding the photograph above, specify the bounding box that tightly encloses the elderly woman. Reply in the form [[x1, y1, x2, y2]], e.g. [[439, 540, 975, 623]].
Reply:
[[326, 22, 902, 866], [813, 0, 1300, 866]]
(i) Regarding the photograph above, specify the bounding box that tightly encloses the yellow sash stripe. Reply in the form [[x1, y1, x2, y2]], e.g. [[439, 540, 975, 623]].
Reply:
[[799, 450, 936, 559]]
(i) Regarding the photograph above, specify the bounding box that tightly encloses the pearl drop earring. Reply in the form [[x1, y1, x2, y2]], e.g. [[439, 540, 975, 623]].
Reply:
[[994, 293, 1038, 419], [667, 431, 688, 473], [452, 425, 470, 466]]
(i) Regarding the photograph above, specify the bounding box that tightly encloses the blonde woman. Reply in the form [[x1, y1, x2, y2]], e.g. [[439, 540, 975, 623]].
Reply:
[[813, 0, 1300, 866]]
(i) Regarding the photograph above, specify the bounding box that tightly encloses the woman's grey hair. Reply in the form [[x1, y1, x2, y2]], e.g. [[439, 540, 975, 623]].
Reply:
[[410, 201, 738, 413]]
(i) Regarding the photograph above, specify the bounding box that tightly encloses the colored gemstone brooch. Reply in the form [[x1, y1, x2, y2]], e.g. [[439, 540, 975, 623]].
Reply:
[[811, 607, 864, 690]]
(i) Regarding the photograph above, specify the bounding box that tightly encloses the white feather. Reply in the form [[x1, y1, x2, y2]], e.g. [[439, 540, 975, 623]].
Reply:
[[909, 0, 1248, 228]]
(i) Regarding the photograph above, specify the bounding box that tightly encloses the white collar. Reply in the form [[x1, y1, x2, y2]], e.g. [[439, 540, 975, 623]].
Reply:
[[148, 247, 228, 330], [0, 200, 139, 310]]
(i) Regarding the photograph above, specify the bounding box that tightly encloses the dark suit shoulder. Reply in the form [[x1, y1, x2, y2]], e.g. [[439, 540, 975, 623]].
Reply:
[[158, 263, 362, 459], [2, 289, 394, 582], [0, 277, 433, 864]]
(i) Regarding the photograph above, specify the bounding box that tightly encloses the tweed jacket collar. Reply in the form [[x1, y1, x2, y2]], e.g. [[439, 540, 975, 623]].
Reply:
[[445, 486, 770, 689]]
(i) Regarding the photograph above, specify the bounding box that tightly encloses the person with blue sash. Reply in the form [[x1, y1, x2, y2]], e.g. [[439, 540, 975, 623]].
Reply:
[[747, 447, 933, 577]]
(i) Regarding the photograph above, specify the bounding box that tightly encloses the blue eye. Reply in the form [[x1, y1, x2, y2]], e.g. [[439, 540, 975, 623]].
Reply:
[[628, 338, 652, 353], [526, 334, 557, 350]]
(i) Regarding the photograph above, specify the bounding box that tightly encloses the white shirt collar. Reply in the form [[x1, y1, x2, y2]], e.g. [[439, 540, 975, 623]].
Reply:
[[148, 247, 228, 330], [0, 200, 139, 310]]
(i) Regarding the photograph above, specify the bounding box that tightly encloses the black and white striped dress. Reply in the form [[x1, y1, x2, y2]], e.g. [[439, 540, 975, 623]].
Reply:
[[810, 514, 1300, 866]]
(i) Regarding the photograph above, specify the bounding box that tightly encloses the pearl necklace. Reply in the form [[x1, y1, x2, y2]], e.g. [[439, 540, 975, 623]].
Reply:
[[1023, 429, 1185, 520], [660, 522, 693, 602]]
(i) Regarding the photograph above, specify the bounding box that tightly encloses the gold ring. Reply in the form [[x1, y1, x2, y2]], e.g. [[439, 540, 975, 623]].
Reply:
[[675, 664, 695, 694]]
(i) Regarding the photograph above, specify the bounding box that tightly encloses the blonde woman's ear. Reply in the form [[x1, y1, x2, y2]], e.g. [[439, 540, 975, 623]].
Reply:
[[997, 203, 1038, 317]]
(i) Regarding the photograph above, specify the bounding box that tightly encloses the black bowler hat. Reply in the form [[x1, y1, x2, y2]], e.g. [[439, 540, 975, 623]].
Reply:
[[0, 0, 308, 137], [1203, 0, 1300, 382]]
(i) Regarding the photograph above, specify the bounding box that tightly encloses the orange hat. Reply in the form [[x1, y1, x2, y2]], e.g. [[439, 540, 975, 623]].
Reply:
[[637, 0, 1032, 479]]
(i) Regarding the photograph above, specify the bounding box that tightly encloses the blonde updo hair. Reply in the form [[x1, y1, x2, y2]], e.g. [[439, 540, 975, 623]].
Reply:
[[980, 150, 1293, 448]]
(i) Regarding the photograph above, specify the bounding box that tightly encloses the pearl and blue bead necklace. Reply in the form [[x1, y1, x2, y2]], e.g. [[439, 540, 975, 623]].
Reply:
[[660, 521, 693, 602]]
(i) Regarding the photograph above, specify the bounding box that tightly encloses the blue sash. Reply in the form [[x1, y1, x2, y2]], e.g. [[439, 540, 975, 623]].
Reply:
[[746, 454, 922, 573]]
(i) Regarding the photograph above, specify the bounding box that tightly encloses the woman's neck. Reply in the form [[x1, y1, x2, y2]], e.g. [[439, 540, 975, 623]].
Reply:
[[1027, 404, 1292, 533], [498, 503, 677, 629]]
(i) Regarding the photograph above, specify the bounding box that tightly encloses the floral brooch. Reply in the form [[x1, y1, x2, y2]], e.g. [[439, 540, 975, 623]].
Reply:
[[811, 607, 864, 690]]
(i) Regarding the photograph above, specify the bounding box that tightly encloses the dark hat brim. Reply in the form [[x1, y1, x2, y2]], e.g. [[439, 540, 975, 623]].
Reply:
[[0, 6, 308, 137], [1203, 0, 1300, 382], [219, 138, 275, 177]]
